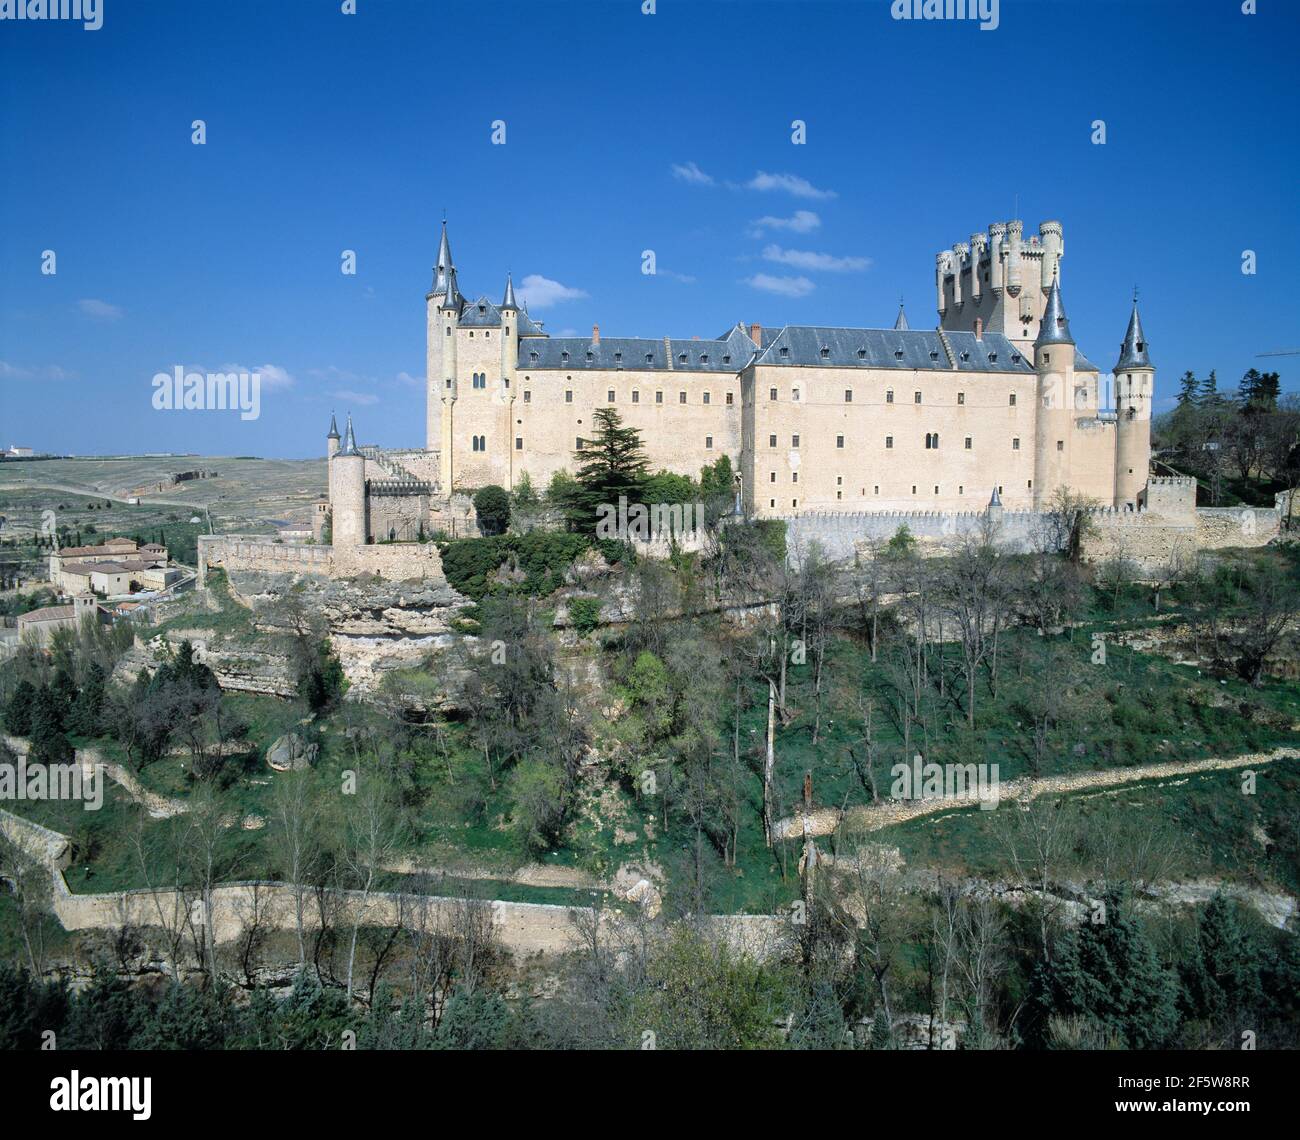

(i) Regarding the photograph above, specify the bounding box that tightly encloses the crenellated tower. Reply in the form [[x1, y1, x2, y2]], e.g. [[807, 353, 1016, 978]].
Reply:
[[328, 413, 367, 548], [1113, 293, 1154, 508], [938, 219, 1064, 346]]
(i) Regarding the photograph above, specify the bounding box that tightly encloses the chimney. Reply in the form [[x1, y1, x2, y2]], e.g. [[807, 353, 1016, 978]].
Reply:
[[749, 323, 762, 344], [591, 324, 600, 344], [973, 316, 983, 341]]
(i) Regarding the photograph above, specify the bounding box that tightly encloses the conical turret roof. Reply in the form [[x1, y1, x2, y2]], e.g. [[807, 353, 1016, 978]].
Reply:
[[501, 273, 517, 310], [338, 413, 362, 457], [1115, 294, 1152, 371], [1034, 273, 1074, 348], [893, 302, 909, 331], [327, 411, 340, 440]]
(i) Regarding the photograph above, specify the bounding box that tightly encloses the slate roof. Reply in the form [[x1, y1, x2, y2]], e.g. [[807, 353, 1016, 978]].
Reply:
[[460, 296, 504, 328], [518, 326, 756, 373], [755, 327, 1035, 373], [1115, 300, 1152, 371]]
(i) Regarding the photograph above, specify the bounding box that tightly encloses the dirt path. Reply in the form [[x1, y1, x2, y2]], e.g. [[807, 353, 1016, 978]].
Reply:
[[774, 745, 1300, 841]]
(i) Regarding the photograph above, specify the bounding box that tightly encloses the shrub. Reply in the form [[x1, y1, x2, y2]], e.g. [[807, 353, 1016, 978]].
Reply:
[[473, 485, 511, 536], [568, 595, 602, 635]]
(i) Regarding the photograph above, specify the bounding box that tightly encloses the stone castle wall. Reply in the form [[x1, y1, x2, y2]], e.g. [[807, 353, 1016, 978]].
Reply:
[[198, 535, 448, 586]]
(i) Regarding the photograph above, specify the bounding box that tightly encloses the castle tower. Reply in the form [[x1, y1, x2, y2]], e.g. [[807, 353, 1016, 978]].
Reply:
[[73, 592, 98, 624], [436, 263, 464, 490], [426, 220, 458, 456], [326, 411, 340, 459], [500, 273, 520, 487], [329, 414, 368, 548], [1032, 273, 1076, 509], [1113, 293, 1154, 508]]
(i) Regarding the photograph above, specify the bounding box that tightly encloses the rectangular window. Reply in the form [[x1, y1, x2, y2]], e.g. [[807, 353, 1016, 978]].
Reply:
[[1056, 439, 1064, 451], [792, 499, 798, 508], [607, 390, 615, 403], [792, 472, 798, 484], [964, 436, 972, 449], [792, 434, 800, 448], [914, 390, 922, 404], [836, 490, 842, 500], [885, 435, 893, 449], [770, 472, 777, 483], [770, 499, 776, 509], [565, 390, 573, 403], [845, 390, 853, 403], [1012, 437, 1020, 450], [886, 390, 894, 404], [957, 392, 965, 405], [769, 434, 777, 447], [632, 390, 639, 403], [703, 391, 711, 405], [836, 435, 844, 449], [769, 387, 778, 401], [793, 388, 800, 402], [705, 435, 713, 449], [576, 437, 584, 450], [1009, 393, 1017, 406], [679, 391, 686, 404], [836, 476, 842, 485], [523, 391, 531, 403], [515, 437, 522, 450], [725, 392, 734, 405], [656, 390, 663, 404]]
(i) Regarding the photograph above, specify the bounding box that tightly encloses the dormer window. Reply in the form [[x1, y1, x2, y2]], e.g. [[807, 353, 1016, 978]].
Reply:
[[779, 346, 789, 358], [820, 346, 830, 359], [561, 350, 570, 361], [529, 351, 539, 362], [960, 351, 970, 362], [857, 348, 866, 360], [478, 304, 486, 314], [645, 353, 654, 363], [929, 350, 939, 361], [700, 354, 709, 364], [1011, 353, 1021, 364], [586, 351, 593, 362], [894, 348, 904, 360], [722, 355, 731, 364], [614, 352, 622, 363], [988, 352, 997, 362], [679, 353, 687, 363]]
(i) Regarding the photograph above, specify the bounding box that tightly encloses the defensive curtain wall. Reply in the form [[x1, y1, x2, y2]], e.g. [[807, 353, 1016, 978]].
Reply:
[[780, 478, 1291, 570], [196, 534, 448, 587]]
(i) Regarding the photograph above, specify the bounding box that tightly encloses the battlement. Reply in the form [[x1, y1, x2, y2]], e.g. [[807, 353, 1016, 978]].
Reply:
[[368, 479, 434, 496]]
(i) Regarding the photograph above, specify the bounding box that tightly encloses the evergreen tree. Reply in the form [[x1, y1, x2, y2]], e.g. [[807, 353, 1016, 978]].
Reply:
[[1199, 369, 1222, 408], [1175, 370, 1200, 410], [68, 662, 106, 738], [29, 686, 74, 765], [3, 679, 36, 735], [564, 408, 649, 534], [1037, 889, 1179, 1049], [1179, 893, 1264, 1044]]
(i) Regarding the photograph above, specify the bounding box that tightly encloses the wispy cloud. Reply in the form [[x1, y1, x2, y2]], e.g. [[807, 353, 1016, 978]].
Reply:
[[396, 370, 424, 387], [671, 161, 714, 186], [517, 274, 588, 309], [221, 362, 294, 389], [743, 273, 815, 298], [762, 244, 871, 273], [0, 361, 75, 381], [748, 210, 821, 236], [78, 298, 124, 320], [332, 388, 379, 406], [744, 171, 837, 200], [656, 268, 697, 284]]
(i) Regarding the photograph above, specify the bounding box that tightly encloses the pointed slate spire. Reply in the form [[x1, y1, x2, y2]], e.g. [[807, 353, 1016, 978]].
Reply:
[[501, 272, 518, 311], [431, 218, 455, 296], [989, 485, 1002, 507], [338, 413, 361, 457], [1115, 290, 1152, 371], [439, 264, 463, 312], [1034, 270, 1074, 348], [893, 301, 909, 331], [327, 411, 340, 440]]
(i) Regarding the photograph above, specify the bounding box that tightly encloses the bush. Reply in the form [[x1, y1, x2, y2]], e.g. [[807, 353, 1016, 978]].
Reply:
[[568, 595, 602, 635], [473, 485, 511, 536]]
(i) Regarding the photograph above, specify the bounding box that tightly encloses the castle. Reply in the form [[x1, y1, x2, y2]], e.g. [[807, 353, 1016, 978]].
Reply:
[[319, 217, 1156, 546]]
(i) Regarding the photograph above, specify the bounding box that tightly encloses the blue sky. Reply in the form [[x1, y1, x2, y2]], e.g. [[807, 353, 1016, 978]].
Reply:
[[1, 0, 1297, 458]]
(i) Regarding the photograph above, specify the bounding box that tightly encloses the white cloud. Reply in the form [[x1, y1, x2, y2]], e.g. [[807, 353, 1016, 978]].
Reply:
[[743, 273, 815, 298], [762, 244, 871, 272], [0, 361, 75, 381], [517, 274, 588, 310], [78, 298, 124, 320], [333, 389, 379, 406], [220, 362, 294, 388], [396, 371, 424, 387], [749, 210, 821, 236], [657, 269, 697, 284], [671, 161, 714, 186], [744, 171, 837, 200]]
